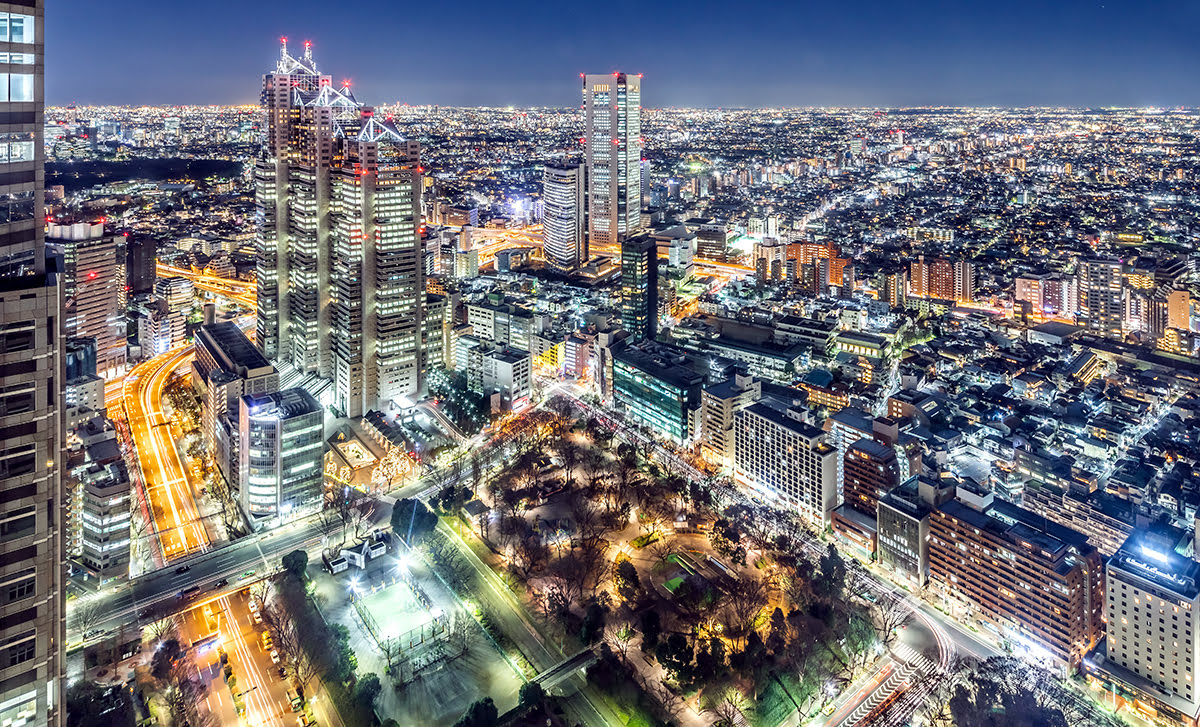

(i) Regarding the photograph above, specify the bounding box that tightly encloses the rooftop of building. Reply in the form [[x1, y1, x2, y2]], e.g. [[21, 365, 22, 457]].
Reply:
[[937, 497, 1093, 571], [847, 437, 897, 461], [613, 344, 704, 390], [743, 402, 826, 442], [242, 387, 321, 420], [196, 321, 272, 371], [1029, 321, 1082, 338], [1109, 526, 1200, 601]]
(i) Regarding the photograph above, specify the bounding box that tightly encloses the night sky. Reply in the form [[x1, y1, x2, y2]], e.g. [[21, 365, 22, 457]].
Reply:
[[50, 0, 1199, 108]]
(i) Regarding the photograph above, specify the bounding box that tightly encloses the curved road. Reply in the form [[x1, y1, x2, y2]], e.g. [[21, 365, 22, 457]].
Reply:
[[122, 345, 210, 561]]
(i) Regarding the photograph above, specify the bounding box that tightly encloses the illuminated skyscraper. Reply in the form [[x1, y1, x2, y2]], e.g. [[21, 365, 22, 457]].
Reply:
[[255, 39, 425, 417], [0, 4, 65, 724], [541, 162, 585, 272], [583, 73, 641, 246], [620, 233, 657, 343]]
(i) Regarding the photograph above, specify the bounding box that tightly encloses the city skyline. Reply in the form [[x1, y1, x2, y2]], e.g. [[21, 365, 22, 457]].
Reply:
[[42, 3, 1200, 726], [49, 0, 1200, 108]]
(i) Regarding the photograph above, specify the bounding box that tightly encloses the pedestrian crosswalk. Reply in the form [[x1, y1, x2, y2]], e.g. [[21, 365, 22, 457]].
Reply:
[[836, 647, 937, 727], [893, 643, 936, 674]]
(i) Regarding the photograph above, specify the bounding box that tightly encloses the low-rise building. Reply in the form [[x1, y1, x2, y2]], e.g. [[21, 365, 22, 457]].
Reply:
[[928, 488, 1105, 665], [613, 345, 704, 444]]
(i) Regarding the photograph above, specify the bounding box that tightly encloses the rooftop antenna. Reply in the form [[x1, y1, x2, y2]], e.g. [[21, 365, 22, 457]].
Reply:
[[304, 40, 312, 63], [280, 36, 288, 59]]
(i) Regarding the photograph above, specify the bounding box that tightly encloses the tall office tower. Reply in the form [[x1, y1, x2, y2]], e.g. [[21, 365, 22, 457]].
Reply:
[[51, 221, 126, 378], [583, 72, 641, 246], [238, 388, 324, 525], [542, 163, 586, 272], [620, 233, 658, 343], [0, 5, 64, 725], [255, 40, 425, 417], [1079, 257, 1124, 337], [125, 236, 156, 297]]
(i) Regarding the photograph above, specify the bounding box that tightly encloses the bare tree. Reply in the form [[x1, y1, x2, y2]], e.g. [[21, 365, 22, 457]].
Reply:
[[206, 473, 245, 537], [871, 597, 912, 649], [647, 536, 676, 568], [510, 534, 550, 582], [273, 615, 320, 694], [350, 499, 377, 542], [447, 612, 474, 658], [722, 576, 768, 648], [469, 454, 485, 499], [607, 622, 635, 664], [147, 617, 177, 643], [69, 599, 105, 636], [558, 439, 582, 488], [248, 579, 274, 617], [702, 685, 748, 727], [570, 496, 608, 553]]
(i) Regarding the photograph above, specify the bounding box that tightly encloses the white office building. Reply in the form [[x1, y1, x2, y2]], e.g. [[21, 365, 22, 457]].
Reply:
[[239, 388, 324, 526], [542, 162, 586, 272]]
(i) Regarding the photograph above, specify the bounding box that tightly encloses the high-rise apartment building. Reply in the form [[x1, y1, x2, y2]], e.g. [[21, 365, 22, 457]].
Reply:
[[700, 373, 761, 469], [238, 388, 324, 525], [0, 4, 65, 724], [734, 404, 840, 528], [583, 73, 641, 246], [620, 233, 658, 343], [1015, 272, 1078, 319], [542, 162, 585, 272], [910, 256, 973, 303], [51, 221, 125, 378], [256, 40, 424, 417], [1079, 258, 1124, 337], [842, 438, 901, 516]]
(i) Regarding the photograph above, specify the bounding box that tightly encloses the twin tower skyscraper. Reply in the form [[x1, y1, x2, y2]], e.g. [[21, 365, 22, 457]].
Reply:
[[255, 39, 425, 418], [255, 41, 642, 415], [543, 73, 643, 272]]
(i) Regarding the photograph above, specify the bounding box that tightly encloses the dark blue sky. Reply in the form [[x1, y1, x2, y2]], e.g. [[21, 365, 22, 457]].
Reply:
[[50, 0, 1199, 107]]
